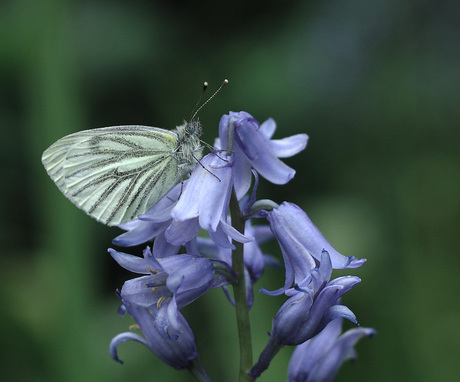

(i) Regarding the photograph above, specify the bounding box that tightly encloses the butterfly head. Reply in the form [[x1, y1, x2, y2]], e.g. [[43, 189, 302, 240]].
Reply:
[[185, 119, 203, 138]]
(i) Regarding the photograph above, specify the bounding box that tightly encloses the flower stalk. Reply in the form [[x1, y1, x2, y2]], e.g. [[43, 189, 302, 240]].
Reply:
[[228, 119, 253, 380], [231, 199, 253, 379]]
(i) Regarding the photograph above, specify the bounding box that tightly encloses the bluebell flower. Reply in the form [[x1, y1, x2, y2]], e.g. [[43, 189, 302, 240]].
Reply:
[[110, 302, 199, 370], [170, 151, 252, 248], [218, 111, 308, 199], [288, 318, 376, 382], [248, 251, 361, 379], [108, 246, 234, 368], [263, 202, 366, 295], [272, 250, 360, 345], [113, 152, 252, 251], [109, 246, 233, 315]]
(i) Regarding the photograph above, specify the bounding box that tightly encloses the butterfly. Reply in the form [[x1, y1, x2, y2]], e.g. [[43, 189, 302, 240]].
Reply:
[[41, 80, 228, 226], [41, 121, 204, 226]]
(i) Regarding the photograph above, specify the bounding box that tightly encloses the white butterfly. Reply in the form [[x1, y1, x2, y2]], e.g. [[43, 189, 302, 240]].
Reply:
[[41, 121, 203, 226]]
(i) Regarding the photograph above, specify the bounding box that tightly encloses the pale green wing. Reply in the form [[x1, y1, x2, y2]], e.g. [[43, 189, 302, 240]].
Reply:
[[42, 125, 180, 226]]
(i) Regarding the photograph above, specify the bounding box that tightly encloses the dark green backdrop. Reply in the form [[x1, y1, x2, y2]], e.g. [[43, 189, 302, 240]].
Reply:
[[1, 0, 459, 381]]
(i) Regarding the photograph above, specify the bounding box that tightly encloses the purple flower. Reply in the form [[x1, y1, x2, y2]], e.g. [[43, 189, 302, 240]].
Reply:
[[218, 111, 308, 199], [288, 318, 376, 382], [248, 251, 361, 379], [264, 202, 366, 295], [170, 151, 251, 248], [108, 247, 234, 368], [110, 303, 199, 370], [271, 250, 360, 346], [113, 152, 252, 250], [109, 247, 232, 312]]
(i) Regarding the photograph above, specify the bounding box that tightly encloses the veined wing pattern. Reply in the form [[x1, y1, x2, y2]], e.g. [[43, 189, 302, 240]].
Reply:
[[42, 125, 181, 226]]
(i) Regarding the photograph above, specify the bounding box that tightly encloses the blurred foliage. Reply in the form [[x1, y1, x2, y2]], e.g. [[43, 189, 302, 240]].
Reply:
[[1, 0, 460, 381]]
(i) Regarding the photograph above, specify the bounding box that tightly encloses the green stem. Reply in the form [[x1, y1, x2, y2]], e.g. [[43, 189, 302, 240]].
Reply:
[[230, 190, 253, 381]]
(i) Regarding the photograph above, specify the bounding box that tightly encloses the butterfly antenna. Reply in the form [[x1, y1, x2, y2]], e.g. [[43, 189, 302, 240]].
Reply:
[[189, 81, 209, 121], [190, 79, 229, 121]]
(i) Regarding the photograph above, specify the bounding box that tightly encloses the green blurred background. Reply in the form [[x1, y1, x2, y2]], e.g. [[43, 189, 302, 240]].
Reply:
[[1, 0, 459, 381]]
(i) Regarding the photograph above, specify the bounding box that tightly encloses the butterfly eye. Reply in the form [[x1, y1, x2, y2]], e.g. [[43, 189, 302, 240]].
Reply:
[[186, 124, 195, 135]]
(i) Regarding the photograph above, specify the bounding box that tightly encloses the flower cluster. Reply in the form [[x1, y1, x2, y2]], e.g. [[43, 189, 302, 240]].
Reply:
[[109, 111, 374, 381]]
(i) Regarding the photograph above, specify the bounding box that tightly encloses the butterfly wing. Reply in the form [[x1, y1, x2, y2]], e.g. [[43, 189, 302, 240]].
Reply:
[[42, 125, 181, 226]]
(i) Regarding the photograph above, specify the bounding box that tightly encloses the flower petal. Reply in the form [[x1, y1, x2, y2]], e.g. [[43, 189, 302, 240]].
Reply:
[[171, 153, 234, 232], [269, 202, 366, 270], [235, 123, 296, 184], [112, 221, 169, 247], [268, 134, 308, 158], [288, 319, 375, 382], [259, 117, 276, 139], [109, 332, 149, 364], [164, 218, 201, 246], [109, 248, 157, 274]]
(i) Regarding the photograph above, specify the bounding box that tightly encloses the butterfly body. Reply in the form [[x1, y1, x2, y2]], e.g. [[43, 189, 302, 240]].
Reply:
[[42, 122, 203, 226]]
